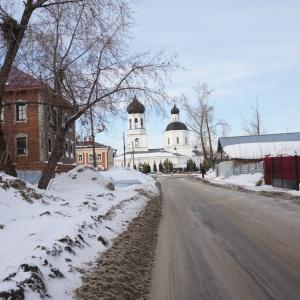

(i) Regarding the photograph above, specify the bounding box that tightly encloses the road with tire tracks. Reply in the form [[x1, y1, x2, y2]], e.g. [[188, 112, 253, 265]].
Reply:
[[149, 176, 300, 300]]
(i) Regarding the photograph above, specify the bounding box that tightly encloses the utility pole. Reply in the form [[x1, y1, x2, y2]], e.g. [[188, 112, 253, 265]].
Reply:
[[90, 107, 97, 168], [123, 132, 126, 167], [132, 141, 135, 169]]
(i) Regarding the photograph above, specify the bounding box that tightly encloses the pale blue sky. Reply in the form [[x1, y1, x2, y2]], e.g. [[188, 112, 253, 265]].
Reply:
[[99, 0, 300, 153]]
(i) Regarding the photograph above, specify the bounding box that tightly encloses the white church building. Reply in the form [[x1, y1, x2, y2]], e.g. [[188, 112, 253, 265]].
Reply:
[[114, 96, 202, 170]]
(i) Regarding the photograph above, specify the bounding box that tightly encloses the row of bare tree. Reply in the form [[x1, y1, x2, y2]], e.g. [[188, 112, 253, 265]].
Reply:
[[0, 1, 265, 187], [0, 0, 179, 189]]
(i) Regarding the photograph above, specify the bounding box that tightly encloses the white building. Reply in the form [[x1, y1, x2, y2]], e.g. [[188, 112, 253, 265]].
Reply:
[[114, 96, 202, 170]]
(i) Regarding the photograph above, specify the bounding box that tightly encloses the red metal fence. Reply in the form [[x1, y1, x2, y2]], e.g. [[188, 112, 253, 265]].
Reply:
[[264, 155, 299, 191]]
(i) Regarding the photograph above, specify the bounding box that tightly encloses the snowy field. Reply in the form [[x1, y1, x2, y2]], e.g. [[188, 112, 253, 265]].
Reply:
[[0, 166, 158, 299]]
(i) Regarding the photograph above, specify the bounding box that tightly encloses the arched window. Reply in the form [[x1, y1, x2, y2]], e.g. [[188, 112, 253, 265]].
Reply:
[[176, 137, 179, 144], [168, 138, 170, 145], [185, 137, 187, 144], [134, 118, 138, 128], [141, 118, 143, 128], [129, 119, 132, 129], [135, 138, 139, 147]]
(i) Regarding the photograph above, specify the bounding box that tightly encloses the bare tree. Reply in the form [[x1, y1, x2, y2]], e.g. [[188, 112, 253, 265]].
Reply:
[[0, 0, 83, 176], [239, 97, 266, 135], [179, 82, 230, 169], [16, 0, 178, 189]]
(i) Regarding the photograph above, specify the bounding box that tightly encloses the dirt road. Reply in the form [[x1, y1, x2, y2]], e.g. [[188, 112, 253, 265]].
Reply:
[[150, 176, 300, 300]]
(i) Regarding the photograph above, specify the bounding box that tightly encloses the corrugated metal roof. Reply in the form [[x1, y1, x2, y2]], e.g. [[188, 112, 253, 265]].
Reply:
[[217, 132, 300, 152]]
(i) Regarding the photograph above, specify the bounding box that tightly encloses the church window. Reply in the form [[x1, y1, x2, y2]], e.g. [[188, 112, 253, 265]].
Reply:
[[135, 138, 139, 147], [168, 138, 170, 145], [176, 137, 179, 144], [129, 119, 132, 129], [185, 137, 187, 144], [134, 118, 138, 128], [141, 118, 143, 128]]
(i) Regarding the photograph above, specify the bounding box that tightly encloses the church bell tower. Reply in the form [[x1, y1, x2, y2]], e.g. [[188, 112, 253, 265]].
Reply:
[[126, 96, 149, 152]]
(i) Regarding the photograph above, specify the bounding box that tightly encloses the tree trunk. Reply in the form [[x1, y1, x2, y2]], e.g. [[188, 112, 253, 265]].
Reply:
[[205, 114, 214, 169], [0, 3, 36, 177], [199, 115, 208, 162], [38, 133, 65, 190], [0, 128, 17, 177]]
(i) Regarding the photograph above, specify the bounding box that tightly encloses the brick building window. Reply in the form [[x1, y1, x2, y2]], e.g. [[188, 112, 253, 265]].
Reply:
[[97, 153, 102, 161], [78, 155, 83, 162], [15, 102, 27, 122], [89, 154, 93, 162], [16, 134, 28, 156]]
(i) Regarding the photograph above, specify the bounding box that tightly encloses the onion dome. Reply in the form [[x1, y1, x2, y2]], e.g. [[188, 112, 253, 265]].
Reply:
[[165, 121, 188, 131], [171, 104, 180, 115], [127, 96, 145, 114]]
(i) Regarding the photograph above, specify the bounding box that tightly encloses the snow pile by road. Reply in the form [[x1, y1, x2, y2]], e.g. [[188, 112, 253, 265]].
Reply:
[[202, 170, 300, 196], [0, 165, 158, 299], [212, 172, 264, 186]]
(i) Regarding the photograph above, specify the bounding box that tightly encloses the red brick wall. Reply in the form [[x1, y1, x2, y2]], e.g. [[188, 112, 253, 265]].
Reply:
[[1, 87, 76, 174]]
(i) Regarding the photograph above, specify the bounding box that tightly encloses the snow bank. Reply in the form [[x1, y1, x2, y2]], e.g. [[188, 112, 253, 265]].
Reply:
[[0, 166, 158, 299]]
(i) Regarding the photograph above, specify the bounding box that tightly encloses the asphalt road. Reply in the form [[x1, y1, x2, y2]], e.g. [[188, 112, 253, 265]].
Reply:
[[149, 176, 300, 300]]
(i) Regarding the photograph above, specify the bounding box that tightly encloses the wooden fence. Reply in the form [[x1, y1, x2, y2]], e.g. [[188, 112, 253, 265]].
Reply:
[[264, 155, 299, 191]]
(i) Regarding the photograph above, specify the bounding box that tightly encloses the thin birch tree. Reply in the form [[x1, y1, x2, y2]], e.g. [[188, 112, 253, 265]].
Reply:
[[179, 82, 230, 169]]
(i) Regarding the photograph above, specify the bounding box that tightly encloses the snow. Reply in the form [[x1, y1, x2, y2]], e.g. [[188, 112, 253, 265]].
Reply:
[[203, 169, 300, 196], [1, 164, 299, 298], [223, 141, 300, 159], [0, 165, 158, 299]]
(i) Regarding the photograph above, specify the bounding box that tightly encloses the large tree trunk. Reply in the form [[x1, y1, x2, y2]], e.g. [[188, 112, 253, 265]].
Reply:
[[0, 2, 36, 177], [0, 128, 17, 177], [38, 133, 65, 190]]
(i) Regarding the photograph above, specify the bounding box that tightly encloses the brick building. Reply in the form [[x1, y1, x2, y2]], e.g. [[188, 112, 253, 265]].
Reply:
[[76, 137, 115, 170], [0, 67, 76, 182]]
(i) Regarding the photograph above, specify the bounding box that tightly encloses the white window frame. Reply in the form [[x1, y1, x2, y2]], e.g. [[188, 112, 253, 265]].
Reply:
[[15, 101, 27, 122], [15, 133, 28, 156], [97, 153, 102, 161], [89, 154, 94, 162], [78, 154, 83, 163]]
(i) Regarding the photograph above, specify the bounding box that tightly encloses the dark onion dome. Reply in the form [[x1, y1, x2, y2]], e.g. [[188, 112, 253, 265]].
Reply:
[[127, 96, 145, 114], [171, 104, 180, 115], [165, 121, 188, 131]]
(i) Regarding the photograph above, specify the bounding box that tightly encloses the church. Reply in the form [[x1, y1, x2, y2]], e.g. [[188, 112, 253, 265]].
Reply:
[[113, 96, 202, 171]]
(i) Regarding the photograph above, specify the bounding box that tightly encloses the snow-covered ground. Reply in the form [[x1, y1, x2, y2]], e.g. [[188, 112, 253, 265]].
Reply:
[[203, 169, 300, 197], [1, 165, 299, 299], [0, 166, 158, 299]]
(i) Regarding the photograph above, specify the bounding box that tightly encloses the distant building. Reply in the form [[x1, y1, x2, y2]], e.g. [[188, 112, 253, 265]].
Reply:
[[114, 96, 202, 170], [0, 67, 76, 183], [76, 137, 115, 170]]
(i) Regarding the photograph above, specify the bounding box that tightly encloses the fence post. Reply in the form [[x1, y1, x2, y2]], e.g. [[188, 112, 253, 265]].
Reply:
[[271, 157, 274, 186], [281, 155, 283, 188], [295, 155, 299, 191]]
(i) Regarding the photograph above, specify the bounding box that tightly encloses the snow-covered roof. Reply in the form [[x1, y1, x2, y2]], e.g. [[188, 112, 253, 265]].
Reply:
[[218, 132, 300, 159]]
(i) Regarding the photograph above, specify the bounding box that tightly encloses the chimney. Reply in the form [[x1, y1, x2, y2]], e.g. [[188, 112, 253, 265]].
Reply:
[[83, 137, 87, 143], [89, 136, 93, 143]]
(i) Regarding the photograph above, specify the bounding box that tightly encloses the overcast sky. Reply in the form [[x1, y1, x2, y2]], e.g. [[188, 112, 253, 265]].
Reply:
[[99, 0, 300, 153]]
